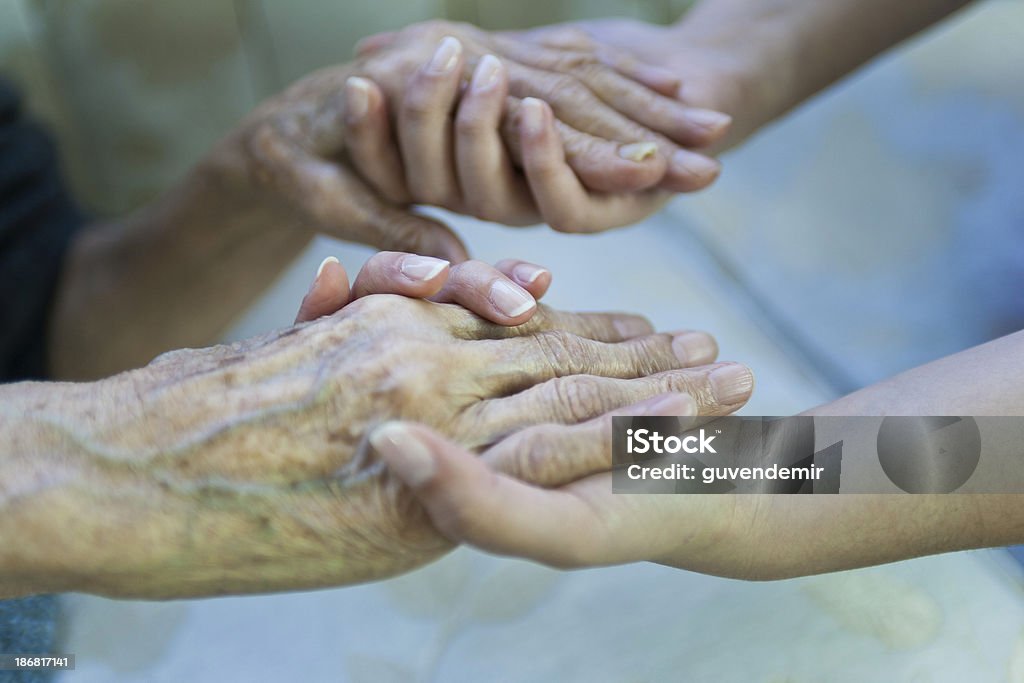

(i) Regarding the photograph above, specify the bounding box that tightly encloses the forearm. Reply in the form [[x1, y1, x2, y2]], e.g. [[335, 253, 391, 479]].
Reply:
[[722, 330, 1024, 579], [807, 328, 1024, 417], [670, 0, 974, 147], [49, 156, 312, 381], [1, 318, 448, 598], [0, 379, 115, 596]]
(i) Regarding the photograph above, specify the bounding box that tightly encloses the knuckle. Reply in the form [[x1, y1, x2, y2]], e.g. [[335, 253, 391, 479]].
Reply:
[[244, 121, 281, 169], [510, 427, 561, 484], [633, 334, 677, 374], [454, 110, 492, 138], [401, 91, 438, 124], [533, 329, 586, 374], [342, 292, 404, 320], [552, 27, 596, 50], [546, 375, 606, 422], [547, 75, 589, 102], [661, 371, 714, 409]]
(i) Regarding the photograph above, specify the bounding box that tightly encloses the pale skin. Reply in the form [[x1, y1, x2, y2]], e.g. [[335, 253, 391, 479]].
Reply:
[[508, 0, 974, 151], [360, 0, 1024, 578], [372, 330, 1024, 580]]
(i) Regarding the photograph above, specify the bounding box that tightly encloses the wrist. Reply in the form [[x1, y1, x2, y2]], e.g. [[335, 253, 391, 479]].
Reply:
[[666, 12, 801, 149], [49, 164, 310, 380]]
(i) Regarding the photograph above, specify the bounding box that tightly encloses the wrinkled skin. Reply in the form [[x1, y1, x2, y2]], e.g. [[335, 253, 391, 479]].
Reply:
[[8, 298, 749, 599], [198, 19, 730, 261]]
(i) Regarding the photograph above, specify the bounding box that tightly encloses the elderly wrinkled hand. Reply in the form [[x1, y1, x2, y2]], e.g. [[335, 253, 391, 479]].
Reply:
[[355, 19, 730, 194], [12, 290, 751, 598], [200, 20, 732, 262]]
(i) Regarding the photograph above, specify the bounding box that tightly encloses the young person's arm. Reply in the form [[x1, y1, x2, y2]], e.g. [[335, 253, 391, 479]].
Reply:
[[540, 0, 974, 149], [374, 329, 1024, 578]]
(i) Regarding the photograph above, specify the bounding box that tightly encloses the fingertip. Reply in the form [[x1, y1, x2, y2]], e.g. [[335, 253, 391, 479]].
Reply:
[[489, 278, 537, 322], [398, 253, 450, 296], [427, 35, 463, 75], [708, 362, 756, 407], [495, 260, 552, 299], [296, 256, 350, 323], [518, 268, 551, 299], [682, 108, 733, 145], [664, 149, 722, 192], [639, 67, 683, 97], [670, 330, 719, 367], [369, 421, 439, 488], [519, 97, 554, 142], [617, 141, 659, 163], [344, 77, 371, 123], [470, 54, 504, 93], [316, 255, 340, 279]]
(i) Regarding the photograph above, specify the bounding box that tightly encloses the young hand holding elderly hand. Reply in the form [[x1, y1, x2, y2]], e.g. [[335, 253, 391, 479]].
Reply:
[[2, 250, 752, 599]]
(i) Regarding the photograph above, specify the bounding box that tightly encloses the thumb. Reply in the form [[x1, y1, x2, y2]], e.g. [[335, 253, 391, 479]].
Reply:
[[366, 421, 602, 567], [295, 256, 351, 323]]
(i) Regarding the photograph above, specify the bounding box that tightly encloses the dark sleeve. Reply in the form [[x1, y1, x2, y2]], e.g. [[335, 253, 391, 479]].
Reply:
[[0, 78, 84, 382]]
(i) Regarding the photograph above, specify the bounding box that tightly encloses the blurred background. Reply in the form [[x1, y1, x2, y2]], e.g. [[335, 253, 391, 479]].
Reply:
[[3, 0, 1024, 680]]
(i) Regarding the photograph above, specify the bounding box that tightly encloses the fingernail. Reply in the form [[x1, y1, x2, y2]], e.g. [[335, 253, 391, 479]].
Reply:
[[671, 149, 722, 181], [709, 364, 755, 405], [520, 98, 546, 137], [684, 108, 732, 133], [316, 256, 339, 279], [490, 279, 536, 317], [618, 141, 658, 162], [400, 255, 449, 281], [511, 262, 548, 285], [638, 393, 697, 416], [472, 54, 502, 91], [612, 316, 651, 338], [345, 77, 370, 120], [429, 36, 462, 74], [369, 422, 436, 487], [671, 331, 717, 366]]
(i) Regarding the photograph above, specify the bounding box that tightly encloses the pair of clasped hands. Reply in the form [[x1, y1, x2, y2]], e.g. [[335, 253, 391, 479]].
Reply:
[[274, 23, 752, 587]]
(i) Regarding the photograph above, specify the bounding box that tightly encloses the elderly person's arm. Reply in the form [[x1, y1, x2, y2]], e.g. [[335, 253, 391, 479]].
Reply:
[[372, 328, 1024, 578], [2, 290, 751, 599]]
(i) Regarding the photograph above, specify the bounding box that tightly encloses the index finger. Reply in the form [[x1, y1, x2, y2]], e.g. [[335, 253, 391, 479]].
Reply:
[[447, 303, 655, 343]]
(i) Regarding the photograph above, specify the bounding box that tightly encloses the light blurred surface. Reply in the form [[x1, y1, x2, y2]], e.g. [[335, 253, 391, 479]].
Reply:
[[2, 0, 1023, 680]]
